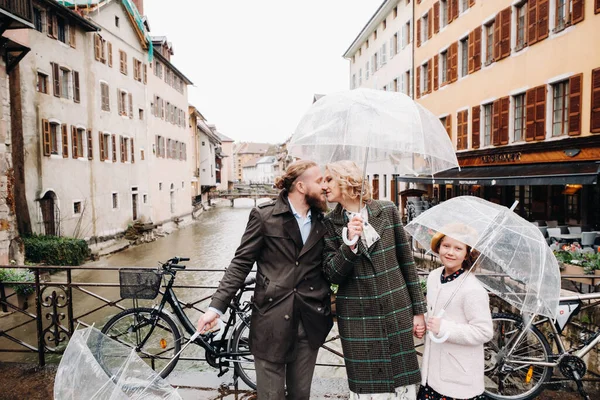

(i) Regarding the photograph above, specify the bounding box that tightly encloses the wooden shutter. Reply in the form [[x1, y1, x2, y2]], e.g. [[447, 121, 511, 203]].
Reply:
[[434, 2, 440, 34], [417, 18, 422, 47], [427, 60, 433, 93], [493, 17, 501, 62], [434, 54, 439, 91], [99, 132, 105, 161], [473, 26, 482, 72], [42, 119, 51, 156], [71, 125, 78, 158], [120, 136, 125, 162], [499, 7, 511, 60], [133, 59, 139, 81], [131, 138, 135, 163], [69, 24, 76, 48], [128, 93, 133, 119], [73, 71, 80, 103], [472, 106, 480, 149], [428, 9, 433, 39], [451, 0, 459, 21], [112, 134, 117, 162], [528, 0, 538, 45], [500, 96, 510, 144], [568, 73, 582, 136], [525, 88, 536, 141], [492, 99, 501, 145], [445, 114, 452, 138], [143, 64, 147, 84], [537, 0, 549, 42], [87, 129, 93, 160], [592, 67, 600, 133], [94, 34, 101, 60], [534, 85, 546, 140], [107, 42, 113, 67], [468, 30, 475, 73], [457, 111, 463, 149], [572, 0, 584, 24], [469, 0, 475, 6], [52, 62, 60, 97], [460, 110, 469, 149], [416, 66, 421, 98], [596, 0, 600, 14], [62, 124, 69, 158], [450, 42, 458, 82]]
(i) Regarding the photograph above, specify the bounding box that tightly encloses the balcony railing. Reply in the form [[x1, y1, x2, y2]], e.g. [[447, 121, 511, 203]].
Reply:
[[0, 0, 33, 27]]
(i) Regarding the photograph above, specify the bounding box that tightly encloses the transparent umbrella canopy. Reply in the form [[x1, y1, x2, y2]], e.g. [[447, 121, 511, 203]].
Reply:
[[287, 88, 459, 177], [405, 196, 561, 321], [54, 326, 182, 399]]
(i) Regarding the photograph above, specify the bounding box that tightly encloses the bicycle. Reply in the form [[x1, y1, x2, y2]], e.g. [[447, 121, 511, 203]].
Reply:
[[484, 292, 600, 400], [100, 256, 258, 389]]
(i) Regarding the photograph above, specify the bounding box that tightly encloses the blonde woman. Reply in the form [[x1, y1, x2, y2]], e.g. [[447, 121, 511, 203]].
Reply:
[[322, 160, 426, 399]]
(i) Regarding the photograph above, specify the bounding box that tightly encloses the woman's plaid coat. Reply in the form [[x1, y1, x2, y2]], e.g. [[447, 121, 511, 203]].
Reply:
[[323, 200, 427, 394]]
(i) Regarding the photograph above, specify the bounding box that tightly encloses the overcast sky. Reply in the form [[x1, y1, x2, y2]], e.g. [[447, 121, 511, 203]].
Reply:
[[144, 0, 382, 144]]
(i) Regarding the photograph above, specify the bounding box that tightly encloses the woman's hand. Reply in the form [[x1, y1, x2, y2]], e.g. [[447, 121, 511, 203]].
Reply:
[[413, 314, 426, 338], [346, 215, 364, 241], [427, 316, 441, 336]]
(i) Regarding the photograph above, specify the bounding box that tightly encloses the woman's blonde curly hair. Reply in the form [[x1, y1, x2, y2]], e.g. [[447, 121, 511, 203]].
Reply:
[[325, 160, 372, 204]]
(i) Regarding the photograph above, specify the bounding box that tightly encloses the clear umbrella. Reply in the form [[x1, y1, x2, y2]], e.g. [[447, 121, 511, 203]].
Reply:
[[54, 326, 183, 399], [288, 88, 459, 176], [405, 196, 561, 330]]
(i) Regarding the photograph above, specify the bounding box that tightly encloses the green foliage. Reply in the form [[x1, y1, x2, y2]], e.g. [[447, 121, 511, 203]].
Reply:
[[555, 250, 600, 275], [553, 250, 573, 264], [0, 268, 35, 296], [23, 235, 90, 266]]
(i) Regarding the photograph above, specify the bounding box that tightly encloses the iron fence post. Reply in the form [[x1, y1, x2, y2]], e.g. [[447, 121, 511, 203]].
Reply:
[[67, 269, 74, 335], [0, 282, 7, 312], [34, 269, 45, 366]]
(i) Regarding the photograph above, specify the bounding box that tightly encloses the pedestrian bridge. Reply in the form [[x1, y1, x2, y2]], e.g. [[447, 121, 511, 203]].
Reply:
[[209, 190, 279, 207]]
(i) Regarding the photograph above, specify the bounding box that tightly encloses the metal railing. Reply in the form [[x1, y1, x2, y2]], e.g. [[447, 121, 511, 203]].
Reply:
[[0, 0, 33, 23]]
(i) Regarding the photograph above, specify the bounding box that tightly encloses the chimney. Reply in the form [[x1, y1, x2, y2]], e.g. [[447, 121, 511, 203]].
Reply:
[[132, 0, 144, 15]]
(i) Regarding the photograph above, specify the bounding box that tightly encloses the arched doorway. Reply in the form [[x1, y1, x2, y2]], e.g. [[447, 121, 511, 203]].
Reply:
[[39, 191, 60, 236]]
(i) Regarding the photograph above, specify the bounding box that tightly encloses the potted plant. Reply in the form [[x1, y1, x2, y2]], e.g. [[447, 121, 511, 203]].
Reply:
[[0, 268, 35, 310]]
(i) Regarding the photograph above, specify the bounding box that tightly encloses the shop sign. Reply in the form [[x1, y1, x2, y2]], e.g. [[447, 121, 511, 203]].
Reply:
[[481, 152, 522, 163]]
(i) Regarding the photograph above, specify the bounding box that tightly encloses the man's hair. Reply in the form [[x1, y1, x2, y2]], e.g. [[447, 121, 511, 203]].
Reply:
[[274, 160, 318, 192]]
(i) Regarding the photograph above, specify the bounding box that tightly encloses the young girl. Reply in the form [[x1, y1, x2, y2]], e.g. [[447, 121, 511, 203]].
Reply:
[[419, 230, 493, 400]]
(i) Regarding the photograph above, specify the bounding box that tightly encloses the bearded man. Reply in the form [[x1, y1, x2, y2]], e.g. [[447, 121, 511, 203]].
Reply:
[[197, 160, 333, 399]]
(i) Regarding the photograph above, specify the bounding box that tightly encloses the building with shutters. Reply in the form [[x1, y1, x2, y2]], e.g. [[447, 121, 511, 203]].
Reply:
[[189, 106, 222, 206], [147, 37, 193, 225], [403, 0, 600, 227]]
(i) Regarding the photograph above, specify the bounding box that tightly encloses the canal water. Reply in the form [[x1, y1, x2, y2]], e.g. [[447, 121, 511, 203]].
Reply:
[[0, 198, 348, 393]]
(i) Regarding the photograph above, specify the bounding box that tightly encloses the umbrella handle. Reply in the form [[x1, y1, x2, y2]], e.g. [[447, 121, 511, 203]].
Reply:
[[428, 310, 450, 343], [342, 227, 359, 246]]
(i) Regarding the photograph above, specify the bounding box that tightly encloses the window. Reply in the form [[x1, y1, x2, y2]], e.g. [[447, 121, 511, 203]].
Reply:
[[441, 0, 448, 27], [94, 34, 106, 63], [107, 42, 113, 67], [115, 16, 120, 27], [556, 0, 568, 31], [47, 12, 56, 38], [461, 0, 469, 12], [100, 82, 110, 111], [405, 70, 411, 96], [422, 14, 429, 42], [392, 32, 398, 56], [422, 63, 429, 93], [134, 59, 142, 82], [393, 6, 398, 18], [441, 50, 448, 84], [100, 133, 110, 160], [34, 8, 43, 32], [366, 39, 369, 49], [50, 122, 59, 155], [139, 109, 144, 120], [61, 68, 70, 99], [73, 201, 82, 215], [373, 53, 378, 73], [159, 182, 163, 191], [552, 80, 570, 137], [485, 21, 495, 65], [71, 127, 84, 158], [404, 21, 411, 47], [483, 103, 493, 146], [358, 68, 362, 86], [37, 72, 48, 94], [366, 61, 370, 80], [118, 90, 128, 116], [155, 61, 163, 78], [57, 16, 66, 43], [383, 19, 387, 30], [374, 30, 378, 40], [112, 193, 118, 209], [73, 71, 80, 103], [516, 3, 527, 50], [513, 94, 526, 142], [119, 50, 127, 75]]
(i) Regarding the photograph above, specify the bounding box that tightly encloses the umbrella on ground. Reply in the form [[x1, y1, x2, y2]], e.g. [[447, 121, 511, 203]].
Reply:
[[54, 326, 184, 399], [288, 88, 459, 244], [405, 196, 561, 342]]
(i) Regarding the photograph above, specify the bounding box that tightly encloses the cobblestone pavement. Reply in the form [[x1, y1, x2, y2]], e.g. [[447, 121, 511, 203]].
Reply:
[[0, 362, 598, 400]]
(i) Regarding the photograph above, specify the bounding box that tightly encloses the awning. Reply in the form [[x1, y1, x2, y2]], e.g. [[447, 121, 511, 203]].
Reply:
[[398, 161, 600, 186]]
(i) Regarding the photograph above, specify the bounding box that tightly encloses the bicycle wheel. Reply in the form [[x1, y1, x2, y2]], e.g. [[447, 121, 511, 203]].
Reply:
[[484, 313, 553, 400], [231, 317, 257, 390], [101, 307, 182, 378]]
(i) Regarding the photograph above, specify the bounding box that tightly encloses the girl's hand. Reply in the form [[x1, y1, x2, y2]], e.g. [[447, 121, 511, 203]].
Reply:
[[413, 314, 426, 338], [427, 316, 441, 335], [346, 215, 364, 241]]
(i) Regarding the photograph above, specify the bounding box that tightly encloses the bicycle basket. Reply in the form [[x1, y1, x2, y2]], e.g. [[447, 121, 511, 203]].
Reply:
[[119, 268, 162, 300]]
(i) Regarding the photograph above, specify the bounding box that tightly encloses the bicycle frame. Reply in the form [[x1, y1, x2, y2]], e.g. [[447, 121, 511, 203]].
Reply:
[[502, 292, 600, 369]]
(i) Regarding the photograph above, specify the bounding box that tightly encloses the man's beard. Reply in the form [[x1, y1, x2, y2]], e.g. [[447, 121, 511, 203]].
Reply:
[[305, 190, 328, 213]]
